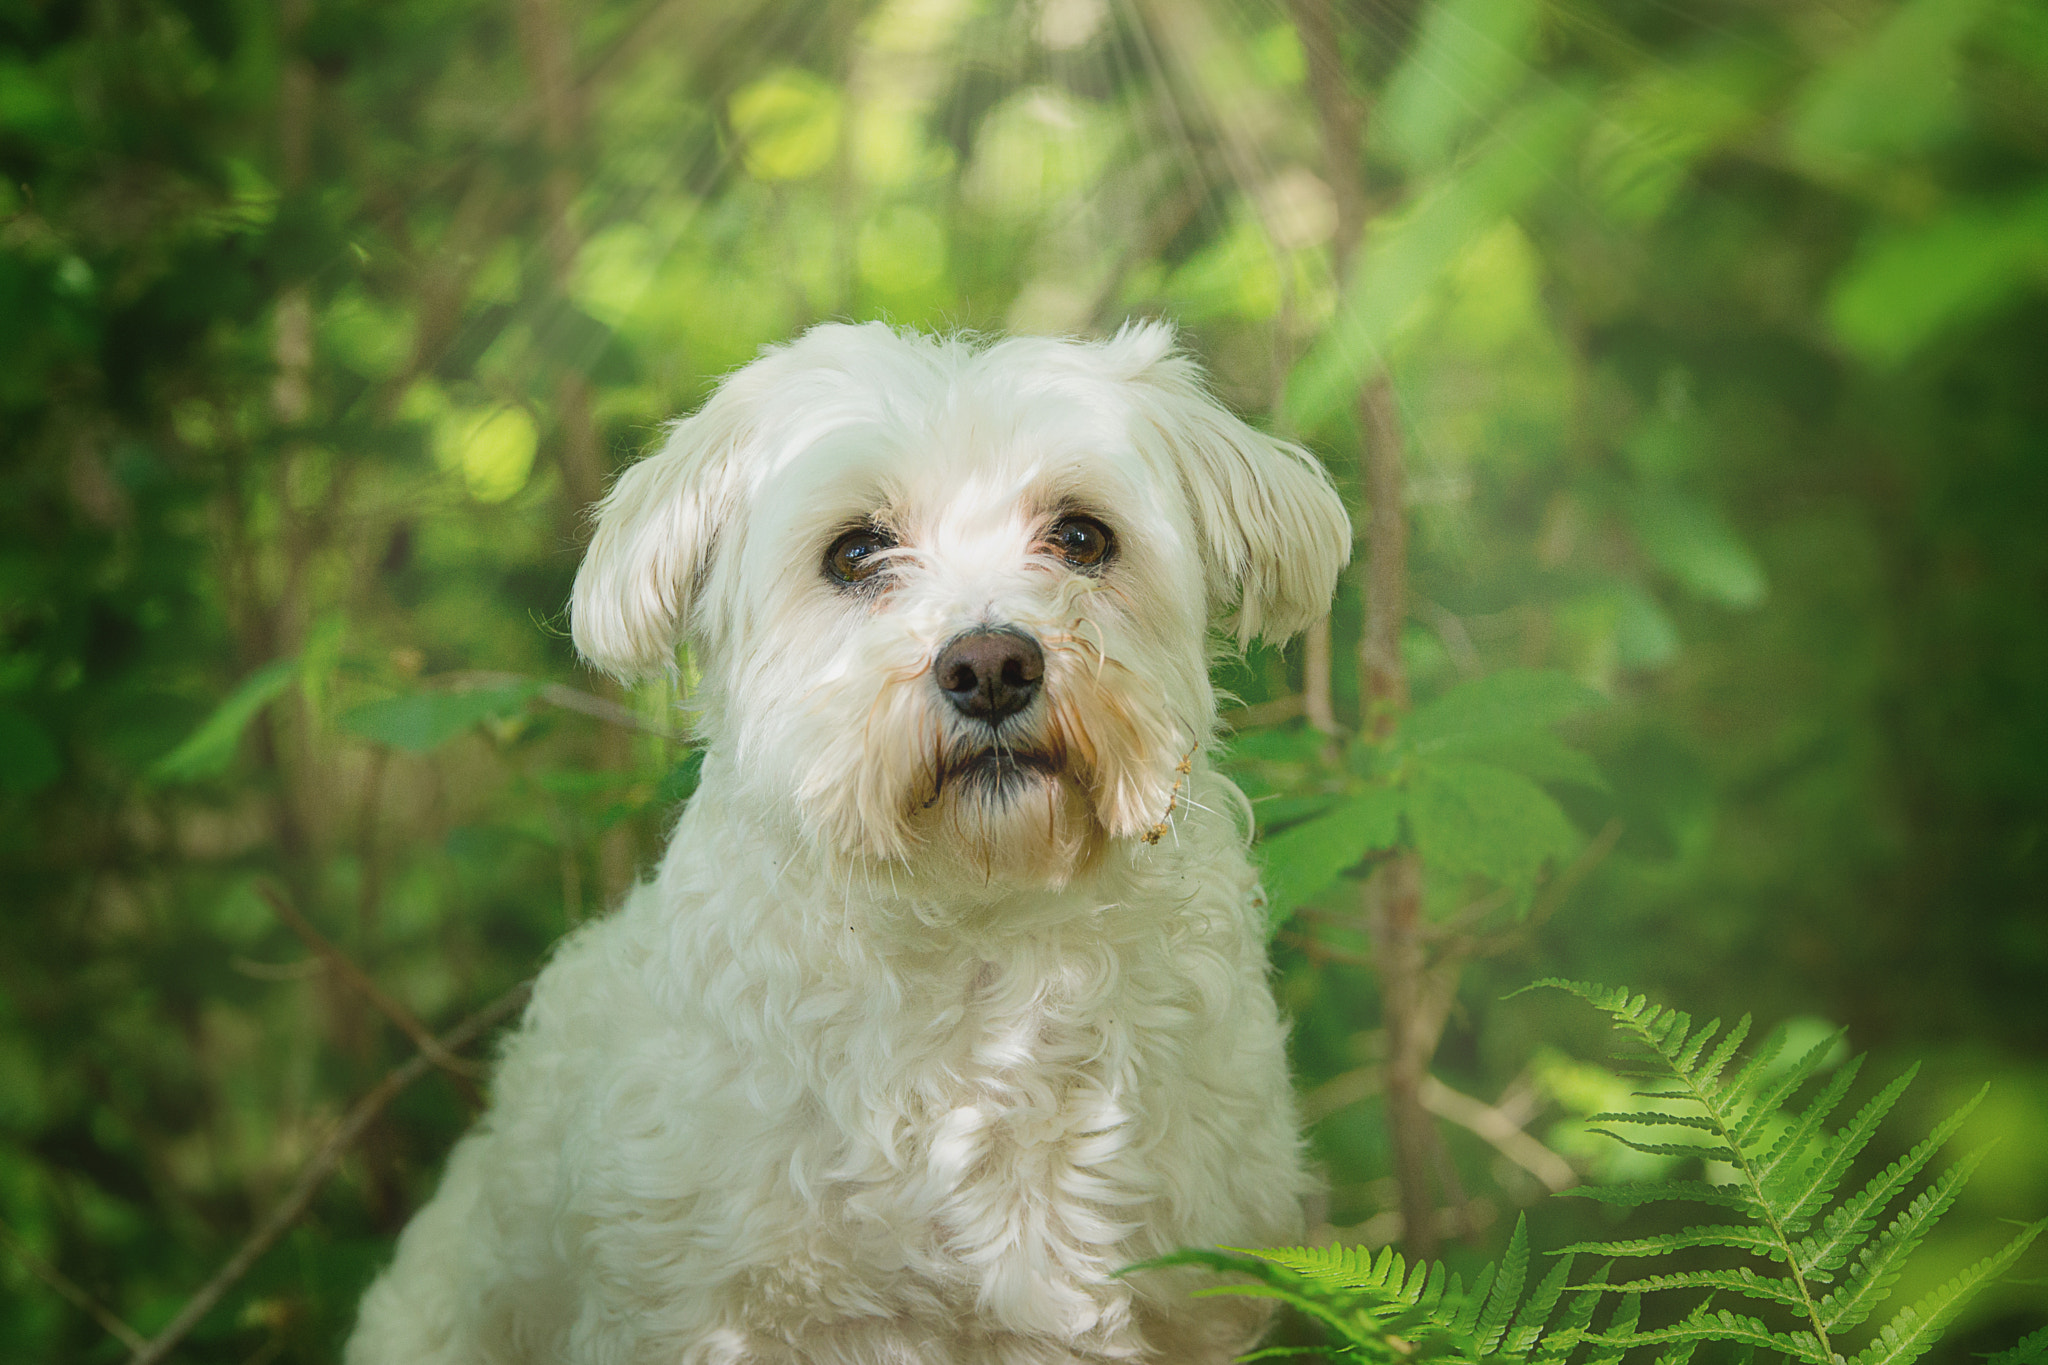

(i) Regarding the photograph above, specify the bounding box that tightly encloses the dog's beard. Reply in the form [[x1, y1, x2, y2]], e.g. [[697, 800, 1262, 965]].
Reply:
[[916, 733, 1100, 884], [789, 627, 1192, 883]]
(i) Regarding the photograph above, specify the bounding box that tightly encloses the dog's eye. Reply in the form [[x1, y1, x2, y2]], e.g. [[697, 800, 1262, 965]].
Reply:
[[1048, 516, 1114, 570], [825, 527, 895, 585]]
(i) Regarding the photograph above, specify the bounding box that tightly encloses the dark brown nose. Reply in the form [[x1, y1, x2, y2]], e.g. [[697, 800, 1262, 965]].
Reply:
[[934, 628, 1043, 723]]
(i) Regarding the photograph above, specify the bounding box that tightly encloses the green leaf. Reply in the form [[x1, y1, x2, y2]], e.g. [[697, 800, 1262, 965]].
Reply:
[[1258, 785, 1405, 932], [1796, 1085, 1984, 1280], [339, 682, 541, 753], [1819, 1149, 1990, 1331], [1375, 0, 1540, 171], [1558, 1225, 1787, 1262], [1408, 759, 1579, 884], [1599, 1306, 1830, 1364], [1578, 1266, 1807, 1311], [1434, 726, 1610, 793], [1851, 1220, 2047, 1365], [1402, 668, 1606, 752], [150, 658, 299, 783], [1788, 0, 1993, 172], [1826, 190, 2048, 368], [1473, 1213, 1531, 1351], [1285, 87, 1589, 431], [657, 749, 706, 806], [1985, 1324, 2048, 1365], [0, 703, 62, 794], [1628, 490, 1767, 609]]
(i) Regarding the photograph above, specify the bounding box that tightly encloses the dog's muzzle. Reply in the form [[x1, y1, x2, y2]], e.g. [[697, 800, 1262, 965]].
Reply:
[[933, 627, 1043, 724]]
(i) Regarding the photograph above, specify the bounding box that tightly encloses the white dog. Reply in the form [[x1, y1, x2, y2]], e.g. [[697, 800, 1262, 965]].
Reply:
[[347, 322, 1351, 1365]]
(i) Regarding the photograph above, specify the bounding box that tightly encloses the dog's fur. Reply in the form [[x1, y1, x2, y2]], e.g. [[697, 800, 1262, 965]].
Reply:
[[346, 323, 1351, 1365]]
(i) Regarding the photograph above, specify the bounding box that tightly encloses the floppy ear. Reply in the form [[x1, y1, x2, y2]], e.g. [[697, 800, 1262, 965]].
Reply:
[[569, 389, 754, 682], [1107, 323, 1353, 647]]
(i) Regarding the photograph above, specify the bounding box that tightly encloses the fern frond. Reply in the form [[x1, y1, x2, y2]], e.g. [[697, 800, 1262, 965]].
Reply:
[[1772, 1064, 1914, 1234], [1585, 1111, 1722, 1134], [1250, 1241, 1408, 1294], [1557, 1226, 1787, 1262], [1470, 1213, 1532, 1353], [1795, 1085, 1987, 1281], [1984, 1322, 2048, 1365], [1851, 1219, 2047, 1365], [1753, 1054, 1864, 1197], [1565, 1179, 1754, 1211], [1529, 1283, 1604, 1363], [1499, 1253, 1574, 1357], [1576, 1265, 1809, 1311], [1818, 1150, 1990, 1331], [1581, 1294, 1641, 1365], [1541, 980, 2032, 1365], [1597, 1304, 1831, 1365], [1585, 1128, 1740, 1163], [1729, 1032, 1840, 1149]]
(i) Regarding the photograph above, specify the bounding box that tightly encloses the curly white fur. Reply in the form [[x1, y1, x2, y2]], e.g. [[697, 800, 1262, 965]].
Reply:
[[346, 323, 1352, 1365]]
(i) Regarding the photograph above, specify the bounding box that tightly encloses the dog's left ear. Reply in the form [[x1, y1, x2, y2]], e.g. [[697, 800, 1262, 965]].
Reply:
[[1105, 324, 1353, 647], [570, 387, 755, 682]]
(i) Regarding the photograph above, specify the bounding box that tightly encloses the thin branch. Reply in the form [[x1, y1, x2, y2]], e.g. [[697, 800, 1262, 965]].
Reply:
[[1420, 1076, 1577, 1193], [541, 683, 686, 743], [127, 981, 531, 1365], [1222, 692, 1307, 730], [0, 1216, 147, 1353], [256, 885, 486, 1101], [442, 671, 688, 742], [1303, 1064, 1383, 1124]]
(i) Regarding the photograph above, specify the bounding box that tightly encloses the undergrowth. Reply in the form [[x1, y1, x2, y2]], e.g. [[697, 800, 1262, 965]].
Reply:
[[1145, 981, 2046, 1365]]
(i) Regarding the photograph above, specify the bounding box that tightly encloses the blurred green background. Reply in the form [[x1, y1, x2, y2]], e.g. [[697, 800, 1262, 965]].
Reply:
[[2, 0, 2044, 1357]]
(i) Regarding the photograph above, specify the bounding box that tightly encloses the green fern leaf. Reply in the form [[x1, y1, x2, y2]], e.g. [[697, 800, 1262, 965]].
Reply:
[[1984, 1323, 2048, 1365], [1694, 1016, 1755, 1093], [1819, 1149, 1991, 1331], [1754, 1053, 1863, 1197], [1530, 1284, 1605, 1362], [1582, 1293, 1641, 1365], [1586, 1128, 1741, 1163], [1772, 1064, 1915, 1235], [1565, 1179, 1754, 1211], [1584, 1110, 1723, 1134], [1500, 1253, 1575, 1356], [1251, 1241, 1403, 1292], [1557, 1225, 1787, 1262], [1233, 1348, 1336, 1362], [1851, 1219, 2047, 1365], [1601, 1305, 1831, 1364], [1473, 1213, 1532, 1353], [1577, 1265, 1809, 1311], [1730, 1032, 1840, 1149], [1795, 1084, 1987, 1281]]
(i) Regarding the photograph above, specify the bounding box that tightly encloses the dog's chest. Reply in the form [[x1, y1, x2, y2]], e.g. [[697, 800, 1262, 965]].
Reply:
[[818, 950, 1147, 1339]]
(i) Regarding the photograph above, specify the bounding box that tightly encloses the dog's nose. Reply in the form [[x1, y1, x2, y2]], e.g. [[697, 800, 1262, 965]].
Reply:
[[934, 628, 1043, 723]]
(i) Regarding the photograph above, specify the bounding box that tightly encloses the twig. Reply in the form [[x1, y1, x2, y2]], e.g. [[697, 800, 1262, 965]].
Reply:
[[256, 885, 486, 1101], [1303, 1065, 1384, 1124], [1223, 693, 1307, 730], [0, 1215, 147, 1353], [440, 671, 688, 743], [127, 980, 531, 1365], [541, 683, 685, 743], [1420, 1076, 1578, 1193]]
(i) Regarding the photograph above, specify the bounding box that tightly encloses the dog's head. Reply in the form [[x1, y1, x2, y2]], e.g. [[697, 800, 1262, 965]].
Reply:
[[572, 323, 1349, 884]]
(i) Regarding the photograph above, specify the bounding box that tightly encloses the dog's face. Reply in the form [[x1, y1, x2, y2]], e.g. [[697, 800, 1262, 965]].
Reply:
[[571, 323, 1348, 886]]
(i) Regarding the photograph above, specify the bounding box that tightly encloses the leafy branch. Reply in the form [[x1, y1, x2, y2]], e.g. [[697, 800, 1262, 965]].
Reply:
[[1190, 983, 2044, 1365]]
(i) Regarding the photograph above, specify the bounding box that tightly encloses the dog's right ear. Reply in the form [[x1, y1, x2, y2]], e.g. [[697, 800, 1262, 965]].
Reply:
[[570, 394, 752, 682]]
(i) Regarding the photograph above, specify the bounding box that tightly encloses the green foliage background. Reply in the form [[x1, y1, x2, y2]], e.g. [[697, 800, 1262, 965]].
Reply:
[[1, 0, 2044, 1358]]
